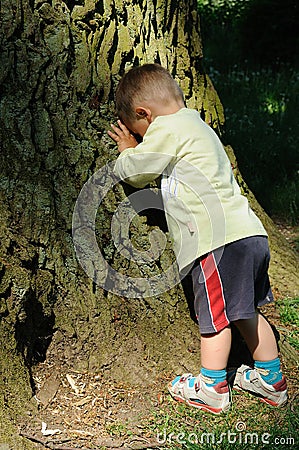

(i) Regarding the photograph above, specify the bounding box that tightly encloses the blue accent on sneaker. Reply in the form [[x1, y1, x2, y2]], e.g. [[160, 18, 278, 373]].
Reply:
[[188, 377, 196, 388], [168, 373, 231, 414], [172, 376, 181, 387], [254, 358, 283, 385], [201, 368, 227, 387], [245, 371, 251, 381]]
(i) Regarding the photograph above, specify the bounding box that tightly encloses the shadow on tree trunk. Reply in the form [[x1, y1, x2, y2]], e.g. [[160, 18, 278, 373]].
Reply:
[[14, 289, 55, 391]]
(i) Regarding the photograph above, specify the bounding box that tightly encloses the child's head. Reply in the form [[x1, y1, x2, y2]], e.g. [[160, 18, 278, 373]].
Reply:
[[115, 64, 185, 130]]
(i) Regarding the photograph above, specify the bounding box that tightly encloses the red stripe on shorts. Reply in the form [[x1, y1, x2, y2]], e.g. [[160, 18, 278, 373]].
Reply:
[[200, 253, 229, 332]]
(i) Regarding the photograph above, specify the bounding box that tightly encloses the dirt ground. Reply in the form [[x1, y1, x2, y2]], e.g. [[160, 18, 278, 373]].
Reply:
[[19, 337, 168, 450], [17, 221, 299, 450], [274, 219, 299, 254], [17, 314, 299, 450]]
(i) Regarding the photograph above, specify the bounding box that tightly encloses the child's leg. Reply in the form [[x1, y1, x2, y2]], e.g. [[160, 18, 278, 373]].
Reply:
[[234, 312, 278, 361], [199, 326, 231, 388], [168, 327, 231, 414], [232, 311, 287, 406], [200, 325, 232, 370], [234, 311, 283, 384]]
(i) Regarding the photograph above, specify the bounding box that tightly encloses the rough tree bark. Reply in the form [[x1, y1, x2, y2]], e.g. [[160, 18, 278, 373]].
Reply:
[[0, 0, 298, 447]]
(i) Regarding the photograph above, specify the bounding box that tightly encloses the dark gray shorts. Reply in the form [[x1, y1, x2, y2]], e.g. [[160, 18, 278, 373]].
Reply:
[[191, 236, 274, 335]]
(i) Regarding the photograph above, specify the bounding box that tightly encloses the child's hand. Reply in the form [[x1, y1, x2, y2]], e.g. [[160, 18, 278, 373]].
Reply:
[[108, 120, 138, 153]]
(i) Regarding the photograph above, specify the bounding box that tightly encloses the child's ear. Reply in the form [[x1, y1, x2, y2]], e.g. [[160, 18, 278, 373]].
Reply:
[[135, 107, 152, 121]]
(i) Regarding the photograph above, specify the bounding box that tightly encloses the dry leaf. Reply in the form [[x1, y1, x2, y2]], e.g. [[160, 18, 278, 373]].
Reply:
[[74, 396, 92, 406], [41, 421, 61, 436], [66, 374, 80, 394]]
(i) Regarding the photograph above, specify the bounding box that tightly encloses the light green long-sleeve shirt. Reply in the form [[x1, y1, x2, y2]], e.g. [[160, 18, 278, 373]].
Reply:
[[114, 108, 267, 272]]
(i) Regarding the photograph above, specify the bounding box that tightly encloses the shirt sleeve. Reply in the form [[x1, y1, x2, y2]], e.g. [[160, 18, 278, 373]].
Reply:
[[114, 120, 178, 188]]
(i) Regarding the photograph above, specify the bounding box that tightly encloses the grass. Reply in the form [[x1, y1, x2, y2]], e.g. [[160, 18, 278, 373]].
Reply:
[[101, 301, 299, 449], [104, 388, 298, 449], [197, 0, 299, 224], [277, 297, 299, 351], [149, 400, 298, 449], [144, 298, 299, 449]]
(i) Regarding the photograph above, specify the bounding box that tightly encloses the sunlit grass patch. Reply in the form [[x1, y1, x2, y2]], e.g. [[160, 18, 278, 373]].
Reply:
[[146, 390, 298, 449], [277, 297, 299, 351]]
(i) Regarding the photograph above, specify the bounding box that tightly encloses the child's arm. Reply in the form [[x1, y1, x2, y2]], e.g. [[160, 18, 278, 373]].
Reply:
[[108, 120, 138, 153], [109, 120, 177, 189]]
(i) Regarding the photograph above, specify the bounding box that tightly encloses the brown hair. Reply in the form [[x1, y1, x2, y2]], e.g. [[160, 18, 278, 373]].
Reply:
[[115, 63, 184, 122]]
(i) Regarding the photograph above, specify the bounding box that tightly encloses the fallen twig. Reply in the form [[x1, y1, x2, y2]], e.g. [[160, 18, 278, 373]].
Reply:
[[66, 374, 81, 394], [19, 431, 87, 450]]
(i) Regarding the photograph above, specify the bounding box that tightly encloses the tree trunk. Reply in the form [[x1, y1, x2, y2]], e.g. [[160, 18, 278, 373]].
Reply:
[[0, 1, 298, 447]]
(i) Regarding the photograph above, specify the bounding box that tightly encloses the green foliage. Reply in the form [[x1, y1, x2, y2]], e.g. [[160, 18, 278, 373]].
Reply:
[[212, 65, 299, 222], [197, 0, 250, 23], [238, 0, 299, 66], [198, 0, 299, 223], [198, 0, 299, 66], [197, 0, 250, 67]]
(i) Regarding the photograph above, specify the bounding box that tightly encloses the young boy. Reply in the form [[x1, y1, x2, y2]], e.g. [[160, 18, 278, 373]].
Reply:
[[108, 63, 287, 414]]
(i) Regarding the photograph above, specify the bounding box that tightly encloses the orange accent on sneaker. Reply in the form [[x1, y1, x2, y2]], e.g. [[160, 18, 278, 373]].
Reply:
[[273, 377, 287, 392], [214, 381, 229, 394]]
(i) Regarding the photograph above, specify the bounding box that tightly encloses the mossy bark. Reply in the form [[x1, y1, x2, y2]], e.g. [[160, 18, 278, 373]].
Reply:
[[0, 1, 298, 447]]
